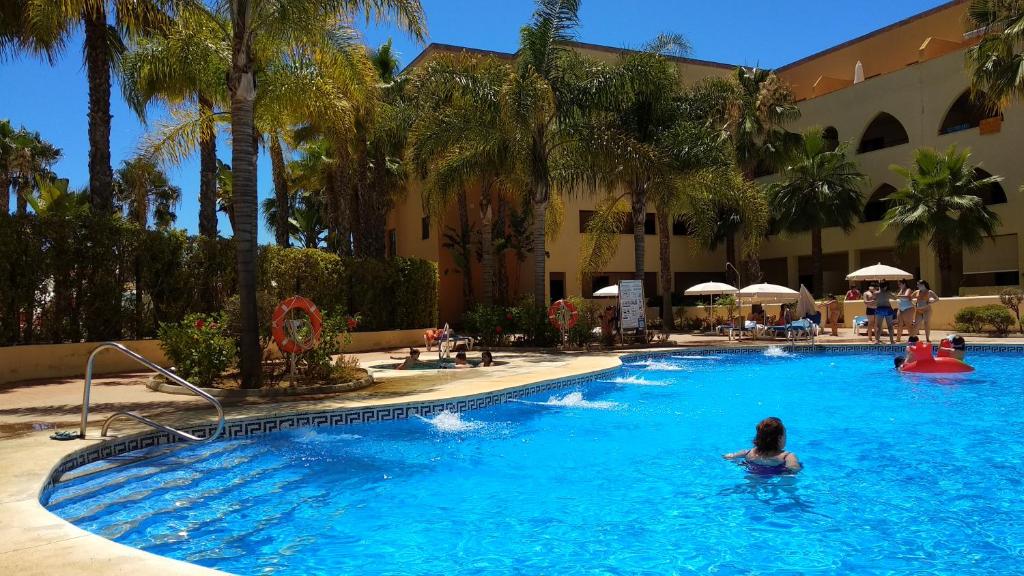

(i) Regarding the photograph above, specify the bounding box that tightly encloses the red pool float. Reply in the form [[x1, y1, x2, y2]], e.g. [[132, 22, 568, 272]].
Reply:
[[901, 341, 974, 373]]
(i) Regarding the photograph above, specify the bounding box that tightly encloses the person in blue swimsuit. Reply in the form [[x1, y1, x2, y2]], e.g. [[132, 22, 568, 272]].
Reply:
[[723, 417, 802, 474]]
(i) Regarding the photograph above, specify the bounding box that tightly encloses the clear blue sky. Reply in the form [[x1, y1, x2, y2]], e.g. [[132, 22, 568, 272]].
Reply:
[[0, 0, 949, 242]]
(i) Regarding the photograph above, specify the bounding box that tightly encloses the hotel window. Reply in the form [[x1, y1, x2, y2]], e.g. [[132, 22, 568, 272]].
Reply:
[[973, 168, 1007, 205], [940, 90, 1000, 135], [421, 216, 430, 239], [857, 113, 909, 153]]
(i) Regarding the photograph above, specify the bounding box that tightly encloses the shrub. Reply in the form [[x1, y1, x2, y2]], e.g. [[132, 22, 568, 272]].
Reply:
[[463, 304, 511, 347], [157, 313, 236, 387], [260, 246, 346, 315], [509, 297, 559, 347], [564, 296, 600, 348], [955, 304, 1015, 335], [301, 314, 355, 383], [346, 257, 439, 331]]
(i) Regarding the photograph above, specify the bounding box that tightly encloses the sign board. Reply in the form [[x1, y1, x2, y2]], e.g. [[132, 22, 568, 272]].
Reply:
[[618, 280, 645, 331]]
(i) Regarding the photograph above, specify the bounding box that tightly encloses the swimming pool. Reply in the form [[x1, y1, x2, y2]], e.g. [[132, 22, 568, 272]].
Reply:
[[45, 348, 1024, 574]]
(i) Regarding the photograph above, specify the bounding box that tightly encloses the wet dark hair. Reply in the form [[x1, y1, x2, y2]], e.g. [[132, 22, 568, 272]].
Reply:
[[894, 356, 905, 369], [908, 336, 919, 344], [481, 351, 493, 361], [455, 351, 467, 361], [409, 347, 420, 357], [952, 335, 965, 349], [918, 280, 930, 290], [753, 417, 786, 455]]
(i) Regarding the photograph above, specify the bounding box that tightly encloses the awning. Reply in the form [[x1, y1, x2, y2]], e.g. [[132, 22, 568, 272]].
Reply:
[[963, 234, 1018, 274]]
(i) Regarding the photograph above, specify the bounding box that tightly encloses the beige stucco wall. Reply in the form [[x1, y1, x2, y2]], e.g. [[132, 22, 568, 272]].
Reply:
[[345, 328, 430, 353], [0, 340, 169, 385]]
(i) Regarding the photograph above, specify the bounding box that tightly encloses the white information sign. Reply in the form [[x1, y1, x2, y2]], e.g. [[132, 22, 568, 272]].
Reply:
[[618, 280, 645, 331]]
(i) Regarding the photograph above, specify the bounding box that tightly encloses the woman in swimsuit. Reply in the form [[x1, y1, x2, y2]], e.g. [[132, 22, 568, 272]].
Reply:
[[894, 279, 914, 342], [723, 417, 802, 474], [874, 282, 896, 344], [863, 285, 878, 342], [911, 280, 940, 342]]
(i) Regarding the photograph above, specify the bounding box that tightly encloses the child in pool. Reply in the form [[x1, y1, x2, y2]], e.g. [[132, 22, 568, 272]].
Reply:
[[391, 348, 421, 370], [723, 417, 802, 473], [894, 356, 905, 371], [904, 336, 924, 363]]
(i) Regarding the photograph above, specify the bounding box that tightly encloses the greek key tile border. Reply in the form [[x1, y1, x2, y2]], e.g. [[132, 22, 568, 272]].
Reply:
[[41, 365, 621, 497], [620, 343, 1024, 364]]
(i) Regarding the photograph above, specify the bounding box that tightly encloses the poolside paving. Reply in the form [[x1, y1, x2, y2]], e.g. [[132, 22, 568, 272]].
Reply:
[[2, 332, 1021, 574]]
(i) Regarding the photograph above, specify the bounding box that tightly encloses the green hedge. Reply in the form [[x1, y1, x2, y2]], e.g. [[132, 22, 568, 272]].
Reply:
[[954, 304, 1015, 336], [0, 214, 438, 346]]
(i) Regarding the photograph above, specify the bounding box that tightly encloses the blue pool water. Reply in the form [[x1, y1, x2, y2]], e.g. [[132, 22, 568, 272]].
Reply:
[[46, 348, 1024, 574]]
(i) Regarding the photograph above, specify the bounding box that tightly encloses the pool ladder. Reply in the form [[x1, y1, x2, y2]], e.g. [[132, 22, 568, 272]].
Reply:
[[79, 342, 225, 442]]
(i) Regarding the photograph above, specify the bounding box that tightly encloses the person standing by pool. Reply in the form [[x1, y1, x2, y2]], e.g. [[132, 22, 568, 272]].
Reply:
[[845, 284, 861, 301], [874, 282, 896, 344], [723, 417, 802, 473], [912, 280, 940, 342], [863, 284, 878, 342], [895, 279, 914, 342]]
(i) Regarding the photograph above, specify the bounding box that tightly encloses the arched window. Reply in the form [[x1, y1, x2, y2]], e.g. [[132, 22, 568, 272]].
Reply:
[[857, 112, 909, 153], [973, 168, 1007, 205], [862, 183, 896, 223], [822, 126, 839, 151], [939, 90, 1000, 135]]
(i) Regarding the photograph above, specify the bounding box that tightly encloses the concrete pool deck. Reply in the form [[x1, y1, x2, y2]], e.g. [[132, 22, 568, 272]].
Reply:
[[3, 332, 1022, 574]]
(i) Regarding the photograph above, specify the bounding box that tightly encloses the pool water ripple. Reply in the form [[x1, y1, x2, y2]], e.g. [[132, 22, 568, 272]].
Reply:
[[45, 349, 1024, 575]]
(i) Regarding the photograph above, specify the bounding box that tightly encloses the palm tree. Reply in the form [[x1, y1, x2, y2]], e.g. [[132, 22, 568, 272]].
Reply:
[[0, 120, 16, 213], [406, 53, 521, 305], [722, 67, 801, 279], [8, 127, 61, 215], [119, 4, 228, 238], [885, 146, 1002, 296], [16, 0, 172, 213], [113, 157, 181, 230], [966, 1, 1024, 106], [770, 128, 866, 297], [224, 0, 424, 387]]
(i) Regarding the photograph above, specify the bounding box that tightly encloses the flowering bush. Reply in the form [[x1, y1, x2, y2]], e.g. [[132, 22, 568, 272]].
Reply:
[[157, 312, 236, 387], [462, 304, 510, 347]]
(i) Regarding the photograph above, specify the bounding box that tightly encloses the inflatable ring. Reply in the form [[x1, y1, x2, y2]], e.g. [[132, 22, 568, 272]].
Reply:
[[547, 299, 578, 330], [271, 296, 323, 354], [901, 341, 973, 373]]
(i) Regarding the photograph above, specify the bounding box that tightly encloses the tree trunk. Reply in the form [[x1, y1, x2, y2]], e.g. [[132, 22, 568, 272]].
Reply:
[[83, 5, 114, 214], [15, 181, 29, 215], [937, 241, 954, 297], [269, 134, 290, 247], [657, 209, 672, 333], [229, 8, 261, 389], [0, 175, 9, 214], [480, 184, 494, 305], [725, 233, 736, 268], [811, 226, 823, 297], [457, 189, 474, 302], [494, 196, 508, 304], [198, 97, 218, 238], [631, 184, 645, 281], [532, 195, 547, 305]]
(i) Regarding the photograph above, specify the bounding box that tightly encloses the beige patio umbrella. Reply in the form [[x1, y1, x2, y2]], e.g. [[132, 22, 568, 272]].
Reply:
[[846, 263, 913, 282], [738, 283, 800, 303], [685, 282, 739, 328]]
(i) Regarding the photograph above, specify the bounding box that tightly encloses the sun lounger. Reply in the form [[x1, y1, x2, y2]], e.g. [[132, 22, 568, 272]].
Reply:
[[852, 315, 869, 336]]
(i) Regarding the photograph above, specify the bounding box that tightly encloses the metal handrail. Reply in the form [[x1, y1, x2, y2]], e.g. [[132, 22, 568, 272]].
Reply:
[[80, 342, 225, 442]]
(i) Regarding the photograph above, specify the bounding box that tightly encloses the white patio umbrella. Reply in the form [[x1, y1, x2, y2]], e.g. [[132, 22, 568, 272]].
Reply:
[[846, 262, 913, 282], [684, 282, 738, 330], [683, 281, 738, 296], [738, 283, 800, 303], [795, 284, 817, 319], [592, 284, 618, 298]]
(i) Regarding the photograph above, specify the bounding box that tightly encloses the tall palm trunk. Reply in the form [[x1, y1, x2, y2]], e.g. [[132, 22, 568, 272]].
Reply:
[[0, 175, 10, 214], [15, 180, 29, 215], [532, 193, 547, 305], [269, 134, 290, 247], [198, 97, 218, 238], [83, 5, 114, 214], [479, 185, 494, 305], [229, 5, 260, 389], [631, 184, 645, 281], [657, 209, 672, 333], [457, 190, 473, 302], [725, 233, 736, 268], [494, 196, 508, 304], [811, 226, 823, 297], [936, 239, 954, 297]]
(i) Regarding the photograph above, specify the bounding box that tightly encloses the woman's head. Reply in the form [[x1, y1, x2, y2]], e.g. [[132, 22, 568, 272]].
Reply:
[[409, 348, 420, 358], [898, 279, 908, 289], [481, 350, 493, 366], [918, 280, 930, 291], [753, 417, 787, 454], [455, 351, 467, 363]]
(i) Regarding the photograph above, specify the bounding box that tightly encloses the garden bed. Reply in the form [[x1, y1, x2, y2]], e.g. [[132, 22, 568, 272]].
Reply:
[[145, 369, 373, 399]]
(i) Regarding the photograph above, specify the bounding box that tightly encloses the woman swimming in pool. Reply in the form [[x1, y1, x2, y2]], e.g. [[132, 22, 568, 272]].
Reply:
[[723, 417, 802, 474]]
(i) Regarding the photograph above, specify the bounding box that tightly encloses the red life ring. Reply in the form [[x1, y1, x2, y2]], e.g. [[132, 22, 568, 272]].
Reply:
[[901, 342, 973, 373], [547, 299, 579, 330], [271, 296, 323, 354]]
